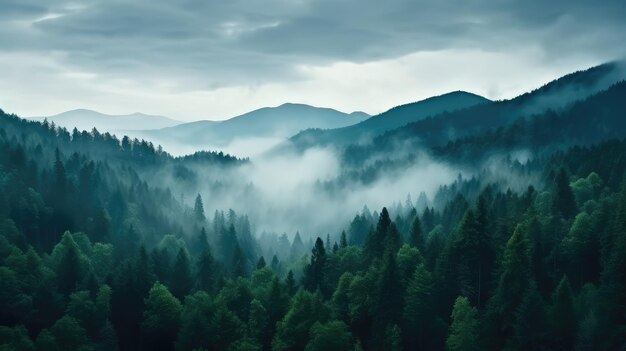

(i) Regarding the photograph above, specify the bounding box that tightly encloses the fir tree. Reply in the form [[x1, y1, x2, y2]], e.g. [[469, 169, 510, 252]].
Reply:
[[409, 214, 425, 253], [549, 276, 575, 351], [256, 256, 267, 269], [196, 247, 215, 292], [170, 248, 193, 300], [340, 230, 348, 248], [553, 168, 577, 219], [303, 237, 327, 294], [193, 194, 206, 222], [446, 296, 479, 351]]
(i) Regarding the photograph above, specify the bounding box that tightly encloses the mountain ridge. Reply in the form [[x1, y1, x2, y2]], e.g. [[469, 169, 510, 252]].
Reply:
[[29, 108, 182, 132]]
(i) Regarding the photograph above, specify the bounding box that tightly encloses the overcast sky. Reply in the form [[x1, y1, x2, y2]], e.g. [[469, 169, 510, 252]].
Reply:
[[1, 0, 624, 121]]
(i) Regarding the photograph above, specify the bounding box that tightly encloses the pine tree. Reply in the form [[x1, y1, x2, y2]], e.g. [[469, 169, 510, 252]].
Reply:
[[142, 282, 182, 351], [600, 181, 626, 348], [291, 231, 305, 259], [53, 148, 66, 193], [549, 276, 575, 351], [484, 225, 530, 350], [384, 324, 402, 351], [506, 281, 547, 350], [305, 320, 353, 351], [365, 207, 392, 260], [340, 231, 348, 248], [373, 251, 403, 348], [285, 270, 296, 295], [256, 256, 267, 269], [196, 247, 215, 292], [58, 244, 81, 296], [135, 246, 154, 299], [303, 237, 327, 294], [170, 248, 193, 300], [264, 277, 288, 349], [446, 297, 479, 351], [404, 264, 434, 350], [231, 242, 247, 277], [271, 255, 280, 273], [409, 214, 425, 253], [193, 194, 205, 221], [553, 168, 577, 219], [439, 208, 494, 311], [193, 227, 210, 257], [384, 223, 402, 254]]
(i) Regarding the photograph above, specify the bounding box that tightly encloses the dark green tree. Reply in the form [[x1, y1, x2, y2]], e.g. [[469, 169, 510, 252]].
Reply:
[[170, 248, 193, 300], [304, 320, 353, 351], [553, 168, 577, 219], [409, 214, 425, 253], [340, 230, 348, 248], [272, 290, 329, 351], [404, 264, 434, 350], [256, 256, 267, 270], [231, 242, 248, 278], [445, 296, 479, 351], [142, 282, 182, 351], [548, 276, 575, 351], [285, 270, 296, 296], [193, 194, 205, 222], [303, 237, 327, 294], [484, 225, 531, 350], [57, 244, 81, 296], [196, 247, 215, 292], [373, 251, 403, 348]]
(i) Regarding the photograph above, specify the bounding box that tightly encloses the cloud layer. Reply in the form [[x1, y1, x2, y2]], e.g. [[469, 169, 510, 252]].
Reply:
[[1, 0, 624, 120]]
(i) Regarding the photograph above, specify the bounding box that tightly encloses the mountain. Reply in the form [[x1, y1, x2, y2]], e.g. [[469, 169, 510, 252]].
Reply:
[[340, 61, 626, 165], [290, 91, 490, 148], [433, 80, 626, 162], [292, 61, 626, 155], [135, 103, 369, 155], [29, 109, 182, 132]]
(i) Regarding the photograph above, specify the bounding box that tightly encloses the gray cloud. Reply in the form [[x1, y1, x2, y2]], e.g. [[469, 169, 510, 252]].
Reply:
[[2, 0, 625, 86], [0, 0, 624, 120]]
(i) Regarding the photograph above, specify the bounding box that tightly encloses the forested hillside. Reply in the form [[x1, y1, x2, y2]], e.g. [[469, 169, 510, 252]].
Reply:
[[1, 72, 626, 351]]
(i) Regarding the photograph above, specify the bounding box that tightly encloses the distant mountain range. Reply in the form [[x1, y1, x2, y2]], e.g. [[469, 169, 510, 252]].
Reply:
[[135, 103, 370, 148], [25, 61, 626, 160], [29, 109, 182, 132]]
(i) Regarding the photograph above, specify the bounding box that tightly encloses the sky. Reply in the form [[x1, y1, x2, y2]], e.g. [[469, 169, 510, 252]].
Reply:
[[0, 0, 624, 122]]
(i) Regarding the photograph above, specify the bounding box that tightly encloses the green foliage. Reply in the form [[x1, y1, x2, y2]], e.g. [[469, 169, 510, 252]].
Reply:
[[404, 264, 434, 349], [446, 297, 479, 351], [194, 194, 206, 222], [2, 104, 626, 351], [553, 168, 578, 219], [272, 290, 329, 351], [49, 315, 94, 351], [302, 237, 327, 294], [142, 282, 182, 351], [0, 325, 35, 351], [171, 248, 193, 300], [548, 276, 576, 351], [304, 320, 353, 351]]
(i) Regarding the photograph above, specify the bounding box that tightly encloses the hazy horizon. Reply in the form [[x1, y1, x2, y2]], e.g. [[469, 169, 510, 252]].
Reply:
[[2, 0, 625, 121]]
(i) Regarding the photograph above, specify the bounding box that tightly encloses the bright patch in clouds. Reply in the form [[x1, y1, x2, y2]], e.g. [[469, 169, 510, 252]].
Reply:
[[0, 48, 600, 121]]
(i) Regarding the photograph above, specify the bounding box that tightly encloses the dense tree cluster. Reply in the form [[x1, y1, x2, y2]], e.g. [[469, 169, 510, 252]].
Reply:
[[1, 101, 626, 351]]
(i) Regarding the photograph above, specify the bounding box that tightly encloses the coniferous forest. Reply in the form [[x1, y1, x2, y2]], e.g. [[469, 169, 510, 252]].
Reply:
[[2, 1, 626, 341], [2, 62, 626, 351]]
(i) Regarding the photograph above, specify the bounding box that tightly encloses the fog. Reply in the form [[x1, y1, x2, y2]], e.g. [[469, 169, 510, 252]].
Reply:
[[143, 135, 541, 242]]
